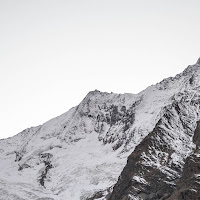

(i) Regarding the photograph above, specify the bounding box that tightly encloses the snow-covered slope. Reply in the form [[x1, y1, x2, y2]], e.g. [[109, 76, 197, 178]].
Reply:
[[0, 59, 200, 200]]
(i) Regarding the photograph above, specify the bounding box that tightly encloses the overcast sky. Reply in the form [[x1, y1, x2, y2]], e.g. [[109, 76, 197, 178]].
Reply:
[[0, 0, 200, 139]]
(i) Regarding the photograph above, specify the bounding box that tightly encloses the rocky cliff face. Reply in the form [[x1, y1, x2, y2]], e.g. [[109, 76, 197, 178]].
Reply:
[[0, 59, 200, 200], [166, 121, 200, 200], [108, 61, 200, 200], [109, 101, 200, 200]]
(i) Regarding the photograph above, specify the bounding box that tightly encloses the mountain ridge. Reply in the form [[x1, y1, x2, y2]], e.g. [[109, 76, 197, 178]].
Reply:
[[2, 58, 199, 141]]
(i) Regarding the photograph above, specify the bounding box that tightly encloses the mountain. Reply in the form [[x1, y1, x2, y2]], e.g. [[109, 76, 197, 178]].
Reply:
[[0, 59, 200, 200]]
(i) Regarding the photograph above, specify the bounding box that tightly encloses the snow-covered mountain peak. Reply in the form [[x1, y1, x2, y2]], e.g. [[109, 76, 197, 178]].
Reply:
[[153, 61, 200, 93], [1, 59, 200, 200]]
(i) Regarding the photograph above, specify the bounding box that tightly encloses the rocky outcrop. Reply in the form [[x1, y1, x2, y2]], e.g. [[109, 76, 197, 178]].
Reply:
[[95, 103, 135, 150], [18, 163, 31, 171], [38, 153, 53, 187], [166, 121, 200, 200], [167, 153, 200, 200], [14, 150, 23, 162]]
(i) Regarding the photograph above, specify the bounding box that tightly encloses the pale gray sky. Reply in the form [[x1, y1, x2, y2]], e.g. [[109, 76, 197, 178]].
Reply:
[[0, 0, 200, 139]]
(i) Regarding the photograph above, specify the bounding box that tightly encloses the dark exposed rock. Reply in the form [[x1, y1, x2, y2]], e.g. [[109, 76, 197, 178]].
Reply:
[[86, 191, 104, 200], [167, 153, 200, 200], [86, 186, 113, 200], [14, 151, 23, 162], [109, 100, 199, 200], [166, 121, 200, 200], [38, 153, 53, 187], [193, 121, 200, 147], [18, 163, 31, 171], [40, 153, 53, 165], [121, 105, 127, 113], [95, 104, 135, 149], [108, 125, 175, 199], [112, 140, 124, 151]]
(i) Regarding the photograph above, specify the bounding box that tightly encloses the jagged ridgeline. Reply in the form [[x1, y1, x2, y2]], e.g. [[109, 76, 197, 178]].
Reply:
[[0, 59, 200, 200]]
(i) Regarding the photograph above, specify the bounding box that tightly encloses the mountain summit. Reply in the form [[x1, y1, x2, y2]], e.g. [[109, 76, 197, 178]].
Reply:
[[0, 59, 200, 200]]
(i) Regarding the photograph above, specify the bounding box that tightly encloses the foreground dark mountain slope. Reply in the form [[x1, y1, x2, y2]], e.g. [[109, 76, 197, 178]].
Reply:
[[109, 61, 200, 200], [167, 122, 200, 200], [0, 59, 200, 200], [109, 101, 200, 200]]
